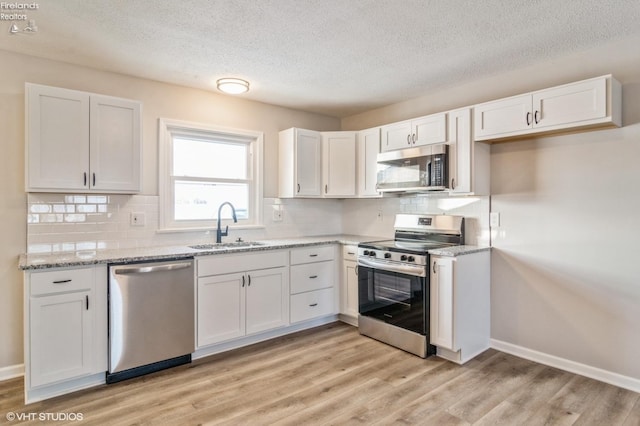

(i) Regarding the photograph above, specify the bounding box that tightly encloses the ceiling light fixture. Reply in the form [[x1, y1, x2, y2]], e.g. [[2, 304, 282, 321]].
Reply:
[[216, 78, 250, 95]]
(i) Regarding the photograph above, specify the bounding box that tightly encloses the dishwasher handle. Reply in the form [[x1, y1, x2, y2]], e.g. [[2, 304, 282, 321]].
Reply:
[[113, 262, 193, 275]]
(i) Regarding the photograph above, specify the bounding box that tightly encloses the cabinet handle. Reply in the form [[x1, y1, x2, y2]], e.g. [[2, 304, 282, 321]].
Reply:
[[309, 254, 318, 257], [92, 173, 96, 186], [451, 178, 456, 189], [534, 110, 540, 124], [347, 252, 355, 255], [309, 275, 318, 279], [297, 183, 301, 193], [83, 172, 87, 186], [52, 279, 72, 284], [325, 184, 328, 194], [86, 295, 89, 310], [433, 261, 437, 274], [526, 111, 532, 126], [248, 275, 251, 286], [412, 133, 416, 144], [242, 275, 245, 287], [309, 303, 318, 307], [355, 266, 358, 276], [407, 134, 411, 145]]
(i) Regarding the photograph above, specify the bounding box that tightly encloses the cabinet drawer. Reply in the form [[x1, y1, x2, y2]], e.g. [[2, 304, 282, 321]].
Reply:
[[30, 267, 94, 296], [198, 250, 287, 277], [290, 287, 334, 323], [343, 245, 357, 261], [290, 261, 333, 294], [290, 245, 334, 265]]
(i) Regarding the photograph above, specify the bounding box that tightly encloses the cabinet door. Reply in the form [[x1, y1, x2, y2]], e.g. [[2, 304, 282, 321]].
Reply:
[[30, 291, 93, 387], [90, 96, 142, 192], [322, 132, 356, 197], [430, 257, 456, 351], [295, 129, 322, 197], [533, 78, 606, 130], [474, 94, 532, 140], [245, 267, 289, 335], [380, 120, 412, 152], [357, 128, 381, 197], [413, 113, 447, 147], [26, 84, 90, 191], [342, 260, 359, 318], [197, 273, 245, 347], [448, 108, 472, 194]]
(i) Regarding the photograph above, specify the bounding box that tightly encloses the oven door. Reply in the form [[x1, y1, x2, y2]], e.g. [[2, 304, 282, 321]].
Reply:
[[357, 260, 427, 335]]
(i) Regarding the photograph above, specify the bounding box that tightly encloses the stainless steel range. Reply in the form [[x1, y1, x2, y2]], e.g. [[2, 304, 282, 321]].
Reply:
[[357, 214, 464, 358]]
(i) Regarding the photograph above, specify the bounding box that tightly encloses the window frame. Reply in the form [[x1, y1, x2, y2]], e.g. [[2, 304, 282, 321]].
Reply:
[[158, 118, 263, 232]]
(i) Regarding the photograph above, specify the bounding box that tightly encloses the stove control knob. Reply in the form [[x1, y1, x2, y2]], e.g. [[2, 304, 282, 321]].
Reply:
[[407, 256, 415, 262], [369, 251, 377, 258], [384, 253, 391, 259], [400, 255, 408, 261], [363, 250, 370, 256]]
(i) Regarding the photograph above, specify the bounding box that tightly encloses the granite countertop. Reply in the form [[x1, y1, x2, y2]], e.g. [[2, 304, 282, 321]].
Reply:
[[428, 245, 491, 257], [19, 234, 386, 270]]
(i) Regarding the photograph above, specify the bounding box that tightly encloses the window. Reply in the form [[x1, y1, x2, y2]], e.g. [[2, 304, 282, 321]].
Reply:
[[159, 119, 263, 231]]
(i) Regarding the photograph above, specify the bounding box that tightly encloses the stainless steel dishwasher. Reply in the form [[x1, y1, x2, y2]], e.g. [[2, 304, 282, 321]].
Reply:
[[107, 258, 195, 383]]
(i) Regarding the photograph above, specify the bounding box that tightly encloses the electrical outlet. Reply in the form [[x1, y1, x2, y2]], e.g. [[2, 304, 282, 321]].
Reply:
[[272, 205, 283, 222], [131, 212, 146, 226], [377, 210, 383, 222], [490, 212, 500, 228]]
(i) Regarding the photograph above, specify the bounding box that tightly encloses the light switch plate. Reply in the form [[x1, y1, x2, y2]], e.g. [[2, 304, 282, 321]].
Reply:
[[490, 212, 500, 228], [272, 205, 283, 222]]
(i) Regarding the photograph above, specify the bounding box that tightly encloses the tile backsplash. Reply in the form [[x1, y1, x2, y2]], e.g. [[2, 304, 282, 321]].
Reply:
[[27, 193, 489, 254], [26, 194, 344, 254]]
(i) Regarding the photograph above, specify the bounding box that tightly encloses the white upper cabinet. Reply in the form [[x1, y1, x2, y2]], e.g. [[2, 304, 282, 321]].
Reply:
[[474, 75, 621, 141], [26, 83, 142, 193], [279, 128, 322, 198], [27, 85, 90, 191], [447, 107, 490, 195], [322, 131, 356, 197], [89, 95, 142, 192], [356, 127, 381, 197], [381, 113, 447, 152]]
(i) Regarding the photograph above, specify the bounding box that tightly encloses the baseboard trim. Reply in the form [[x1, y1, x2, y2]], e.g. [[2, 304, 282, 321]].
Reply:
[[0, 364, 24, 382], [491, 339, 640, 393]]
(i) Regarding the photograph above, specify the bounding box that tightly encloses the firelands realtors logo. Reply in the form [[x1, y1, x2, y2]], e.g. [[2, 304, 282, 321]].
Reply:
[[1, 2, 39, 34]]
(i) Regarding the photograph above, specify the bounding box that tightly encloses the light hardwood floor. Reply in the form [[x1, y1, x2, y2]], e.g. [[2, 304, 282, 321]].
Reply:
[[2, 322, 639, 425]]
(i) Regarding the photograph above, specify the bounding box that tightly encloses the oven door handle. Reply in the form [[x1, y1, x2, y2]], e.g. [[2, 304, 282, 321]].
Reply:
[[357, 258, 426, 277]]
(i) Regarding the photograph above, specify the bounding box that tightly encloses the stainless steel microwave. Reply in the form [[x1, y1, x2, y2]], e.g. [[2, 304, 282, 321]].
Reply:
[[376, 144, 448, 193]]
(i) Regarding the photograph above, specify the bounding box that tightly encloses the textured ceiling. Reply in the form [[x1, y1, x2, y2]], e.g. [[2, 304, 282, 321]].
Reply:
[[2, 0, 640, 117]]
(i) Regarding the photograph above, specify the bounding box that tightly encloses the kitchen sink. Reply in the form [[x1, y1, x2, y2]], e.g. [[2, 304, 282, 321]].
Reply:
[[188, 241, 266, 250]]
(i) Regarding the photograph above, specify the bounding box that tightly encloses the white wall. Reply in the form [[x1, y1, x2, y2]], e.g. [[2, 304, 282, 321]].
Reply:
[[0, 49, 340, 371], [490, 88, 640, 378], [342, 36, 640, 382]]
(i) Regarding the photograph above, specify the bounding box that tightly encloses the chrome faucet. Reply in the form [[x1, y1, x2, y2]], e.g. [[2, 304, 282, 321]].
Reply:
[[216, 202, 238, 243]]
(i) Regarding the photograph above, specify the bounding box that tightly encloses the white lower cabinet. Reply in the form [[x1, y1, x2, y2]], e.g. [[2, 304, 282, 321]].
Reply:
[[430, 251, 490, 364], [25, 265, 107, 403], [340, 245, 359, 323], [196, 251, 289, 348], [290, 245, 337, 324]]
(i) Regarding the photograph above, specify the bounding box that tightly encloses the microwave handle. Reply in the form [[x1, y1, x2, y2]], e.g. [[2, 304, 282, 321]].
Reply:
[[427, 159, 432, 186]]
